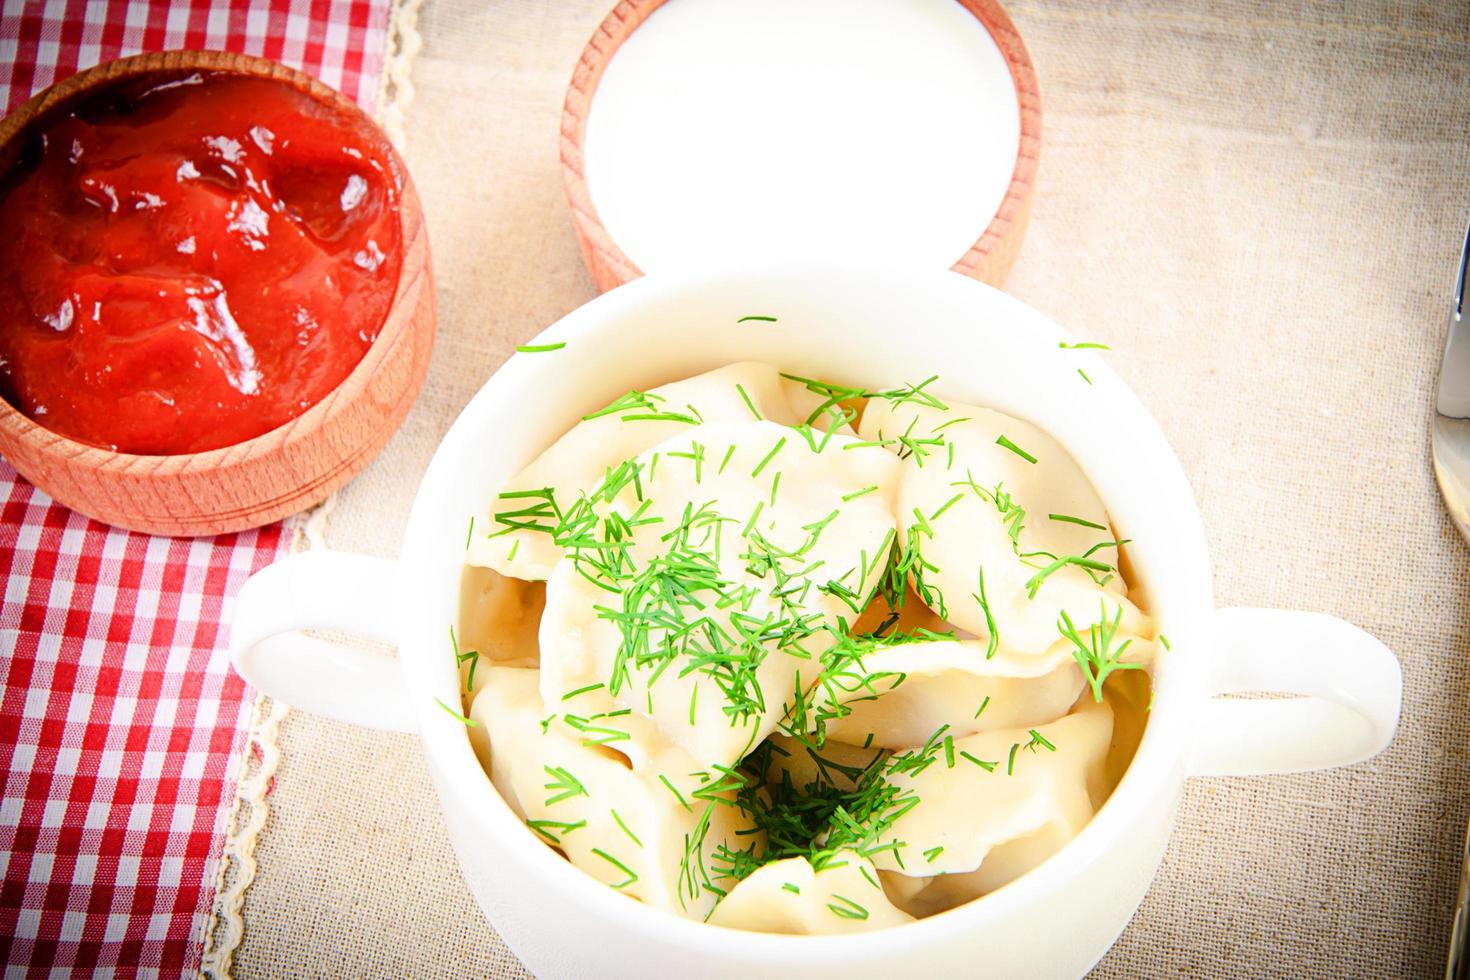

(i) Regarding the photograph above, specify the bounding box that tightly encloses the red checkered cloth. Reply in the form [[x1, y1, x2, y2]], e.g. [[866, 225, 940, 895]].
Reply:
[[0, 0, 390, 113], [0, 1, 394, 974]]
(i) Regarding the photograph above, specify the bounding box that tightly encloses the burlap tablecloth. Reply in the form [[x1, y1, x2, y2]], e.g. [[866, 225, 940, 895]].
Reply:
[[230, 1, 1470, 975]]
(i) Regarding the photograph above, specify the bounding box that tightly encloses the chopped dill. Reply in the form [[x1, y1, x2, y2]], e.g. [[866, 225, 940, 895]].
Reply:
[[960, 750, 996, 771], [543, 765, 588, 805], [751, 437, 786, 478], [591, 848, 639, 888], [735, 383, 762, 420], [527, 818, 585, 844], [1023, 554, 1115, 598], [972, 567, 999, 660], [611, 809, 644, 847], [929, 492, 965, 522], [434, 697, 479, 727], [827, 895, 869, 920], [1026, 729, 1056, 753], [451, 625, 481, 693], [738, 315, 779, 323], [563, 714, 631, 747], [994, 434, 1037, 464], [621, 411, 699, 424], [1048, 513, 1107, 531], [584, 389, 662, 420], [1059, 601, 1145, 701], [659, 774, 692, 812]]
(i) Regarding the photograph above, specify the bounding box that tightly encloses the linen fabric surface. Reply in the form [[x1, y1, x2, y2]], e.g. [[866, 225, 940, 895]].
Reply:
[[0, 1, 392, 973], [234, 1, 1470, 976]]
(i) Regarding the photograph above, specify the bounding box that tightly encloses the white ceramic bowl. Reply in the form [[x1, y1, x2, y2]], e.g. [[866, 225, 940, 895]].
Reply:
[[230, 266, 1401, 979]]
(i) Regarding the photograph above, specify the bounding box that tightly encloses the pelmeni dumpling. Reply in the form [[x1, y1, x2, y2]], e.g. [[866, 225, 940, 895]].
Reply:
[[708, 851, 913, 934], [883, 819, 1093, 918], [756, 734, 888, 795], [538, 420, 901, 769], [458, 565, 543, 680], [817, 637, 1085, 748], [470, 362, 852, 579], [864, 696, 1113, 879], [859, 397, 1148, 656], [470, 666, 760, 920]]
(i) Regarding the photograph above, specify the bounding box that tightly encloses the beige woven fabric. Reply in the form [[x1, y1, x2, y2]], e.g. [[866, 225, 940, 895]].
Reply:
[[233, 1, 1470, 976]]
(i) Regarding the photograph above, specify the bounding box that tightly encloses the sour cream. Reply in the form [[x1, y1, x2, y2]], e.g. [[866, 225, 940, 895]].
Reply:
[[583, 0, 1021, 274]]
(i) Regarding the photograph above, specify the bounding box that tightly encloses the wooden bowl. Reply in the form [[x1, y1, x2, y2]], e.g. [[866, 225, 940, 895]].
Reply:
[[0, 51, 435, 537], [560, 0, 1042, 293]]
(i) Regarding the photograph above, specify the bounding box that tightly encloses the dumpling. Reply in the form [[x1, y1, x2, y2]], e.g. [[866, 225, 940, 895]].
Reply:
[[859, 396, 1149, 658], [816, 637, 1086, 748], [458, 564, 544, 683], [753, 733, 888, 795], [708, 851, 913, 934], [469, 362, 854, 579], [470, 666, 761, 920], [537, 420, 902, 769], [860, 696, 1113, 879], [883, 819, 1090, 918]]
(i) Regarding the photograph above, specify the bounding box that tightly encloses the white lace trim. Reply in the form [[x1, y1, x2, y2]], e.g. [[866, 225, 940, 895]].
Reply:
[[199, 494, 333, 978], [380, 0, 428, 152]]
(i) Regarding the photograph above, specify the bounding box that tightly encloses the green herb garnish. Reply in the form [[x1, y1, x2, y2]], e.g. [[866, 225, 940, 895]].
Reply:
[[1059, 601, 1144, 701], [434, 697, 479, 727], [611, 809, 643, 847], [994, 434, 1037, 464], [735, 383, 762, 420], [1048, 513, 1107, 531], [543, 765, 588, 805], [591, 848, 639, 889]]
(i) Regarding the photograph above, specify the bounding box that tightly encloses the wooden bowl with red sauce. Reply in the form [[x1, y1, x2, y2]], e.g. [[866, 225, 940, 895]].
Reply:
[[0, 50, 434, 536]]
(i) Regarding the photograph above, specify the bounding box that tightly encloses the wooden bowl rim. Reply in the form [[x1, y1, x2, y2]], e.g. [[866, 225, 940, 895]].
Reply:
[[558, 0, 1043, 290], [0, 49, 426, 472]]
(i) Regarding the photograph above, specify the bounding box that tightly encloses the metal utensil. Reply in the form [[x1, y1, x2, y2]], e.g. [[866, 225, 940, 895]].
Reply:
[[1432, 214, 1470, 980]]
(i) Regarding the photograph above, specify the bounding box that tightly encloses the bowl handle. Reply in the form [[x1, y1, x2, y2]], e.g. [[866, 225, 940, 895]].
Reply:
[[1188, 607, 1402, 777], [229, 550, 414, 733]]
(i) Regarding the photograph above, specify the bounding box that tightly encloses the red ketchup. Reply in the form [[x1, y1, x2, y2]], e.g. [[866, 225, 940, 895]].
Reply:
[[0, 71, 403, 455]]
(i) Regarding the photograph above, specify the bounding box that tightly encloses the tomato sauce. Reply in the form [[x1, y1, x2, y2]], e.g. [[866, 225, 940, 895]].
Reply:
[[0, 71, 403, 454]]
